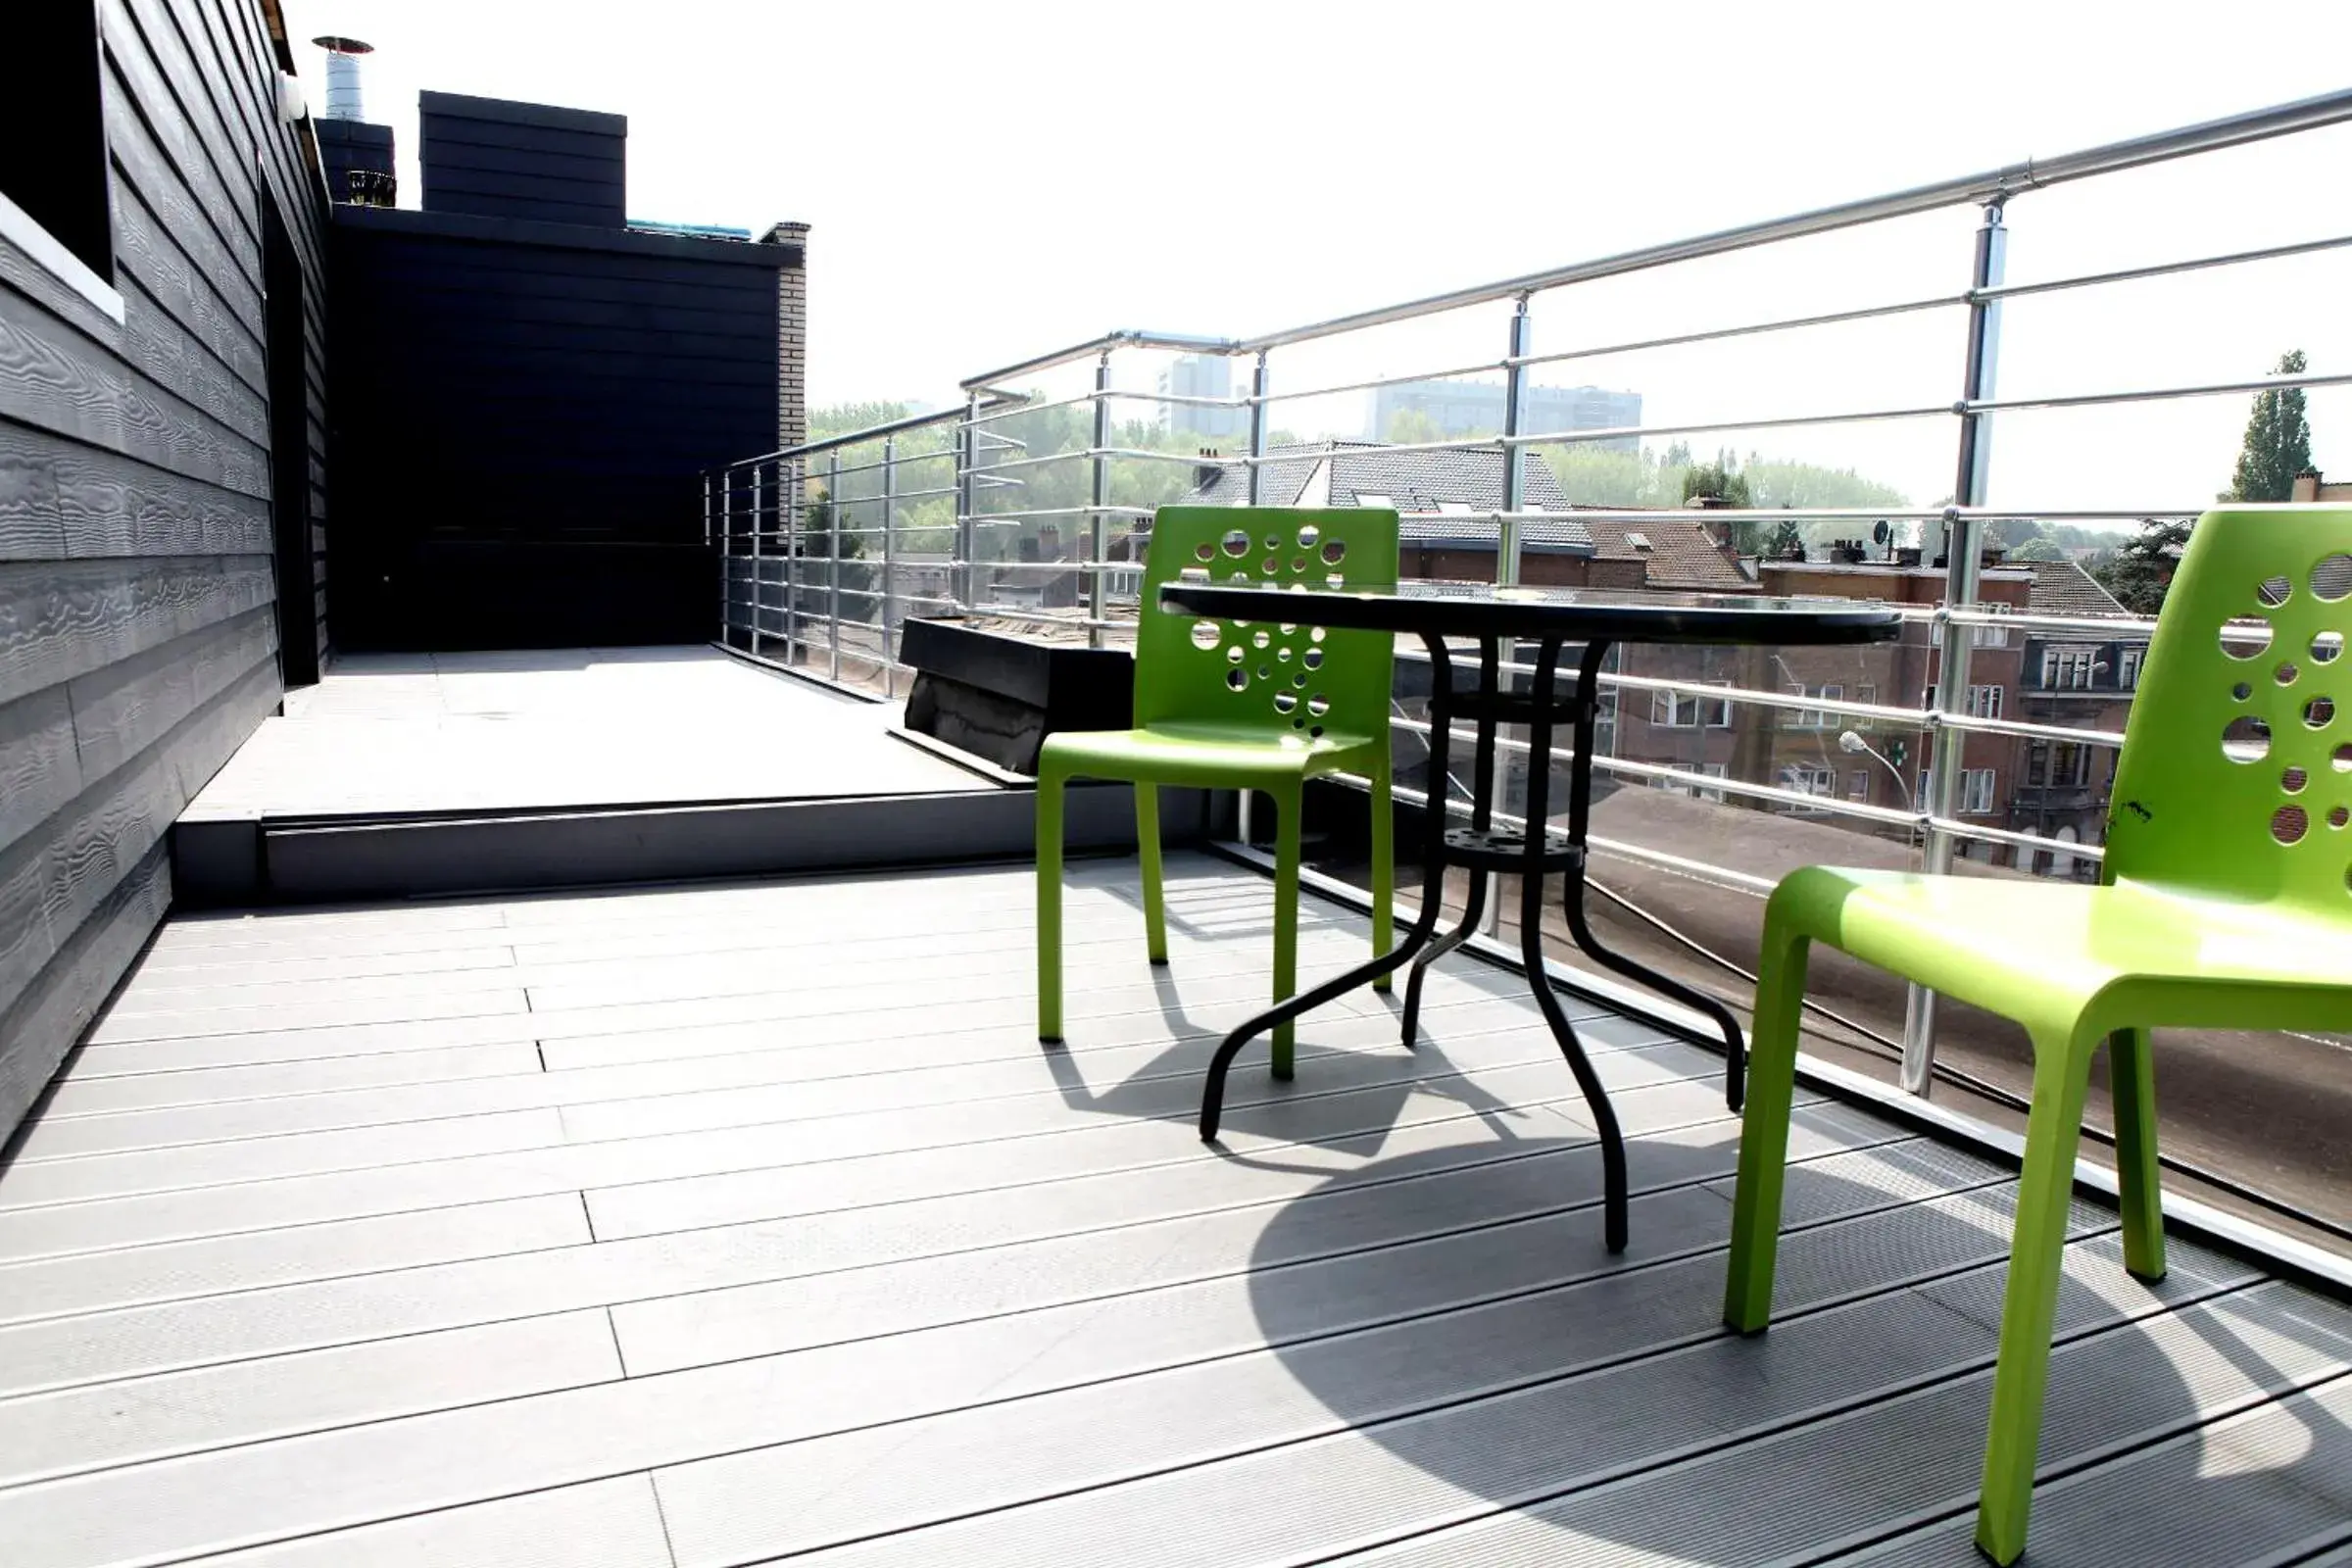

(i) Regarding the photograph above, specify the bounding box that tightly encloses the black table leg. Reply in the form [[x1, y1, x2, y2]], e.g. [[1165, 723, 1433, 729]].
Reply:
[[1399, 636, 1500, 1048], [1197, 633, 1459, 1144], [1521, 637, 1629, 1253], [1556, 640, 1748, 1112]]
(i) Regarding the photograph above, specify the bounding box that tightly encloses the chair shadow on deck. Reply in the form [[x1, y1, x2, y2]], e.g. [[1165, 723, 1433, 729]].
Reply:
[[1241, 1118, 2352, 1565], [1037, 868, 1526, 1168]]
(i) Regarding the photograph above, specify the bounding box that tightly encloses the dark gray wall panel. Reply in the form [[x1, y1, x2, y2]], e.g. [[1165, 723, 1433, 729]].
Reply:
[[0, 0, 326, 1145]]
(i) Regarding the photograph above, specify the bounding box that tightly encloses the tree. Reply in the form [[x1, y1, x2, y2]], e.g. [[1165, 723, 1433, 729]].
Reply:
[[1681, 459, 1752, 509], [2092, 517, 2192, 615], [800, 495, 878, 619], [2007, 536, 2065, 563], [2226, 350, 2313, 501], [1382, 408, 1447, 445]]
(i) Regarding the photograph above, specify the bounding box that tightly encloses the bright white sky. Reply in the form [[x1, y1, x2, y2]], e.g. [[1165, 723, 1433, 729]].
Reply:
[[279, 0, 2352, 515]]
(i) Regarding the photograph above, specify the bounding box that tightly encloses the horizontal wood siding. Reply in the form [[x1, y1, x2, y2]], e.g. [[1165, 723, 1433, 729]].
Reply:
[[419, 93, 627, 228], [0, 0, 327, 1141]]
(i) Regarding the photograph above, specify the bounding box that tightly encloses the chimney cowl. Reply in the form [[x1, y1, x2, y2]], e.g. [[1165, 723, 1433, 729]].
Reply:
[[312, 35, 374, 122]]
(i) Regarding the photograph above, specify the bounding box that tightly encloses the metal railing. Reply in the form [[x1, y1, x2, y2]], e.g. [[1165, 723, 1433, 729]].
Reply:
[[706, 85, 2352, 1097]]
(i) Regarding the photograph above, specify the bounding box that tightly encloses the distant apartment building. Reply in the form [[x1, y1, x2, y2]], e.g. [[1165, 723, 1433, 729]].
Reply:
[[1159, 355, 1247, 440], [2006, 560, 2146, 879], [1368, 379, 1642, 451]]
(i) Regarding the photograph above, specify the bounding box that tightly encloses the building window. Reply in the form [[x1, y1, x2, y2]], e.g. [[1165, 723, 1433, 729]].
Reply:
[[1783, 682, 1842, 730], [1353, 492, 1395, 509], [1853, 682, 1879, 729], [1652, 686, 1729, 728], [0, 4, 114, 287], [1971, 604, 2012, 648], [1961, 767, 1996, 813], [2118, 648, 2142, 688], [1660, 762, 1728, 804], [2040, 646, 2099, 689], [1847, 770, 1871, 802], [1784, 764, 1836, 811], [1965, 683, 2003, 719]]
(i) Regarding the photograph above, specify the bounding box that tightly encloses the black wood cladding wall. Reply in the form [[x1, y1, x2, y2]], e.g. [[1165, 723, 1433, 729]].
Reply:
[[330, 202, 795, 649], [0, 0, 327, 1136]]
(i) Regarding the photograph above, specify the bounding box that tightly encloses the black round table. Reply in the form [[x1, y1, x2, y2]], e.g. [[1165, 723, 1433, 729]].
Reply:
[[1159, 580, 1902, 1252]]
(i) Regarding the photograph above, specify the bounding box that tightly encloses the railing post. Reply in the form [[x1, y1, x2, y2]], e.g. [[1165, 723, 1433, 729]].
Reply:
[[749, 462, 764, 659], [881, 434, 899, 700], [1089, 352, 1111, 650], [707, 470, 721, 644], [1484, 292, 1533, 935], [1902, 196, 2007, 1098], [956, 392, 981, 612], [784, 456, 802, 665], [1240, 350, 1271, 845], [827, 448, 843, 683], [720, 466, 735, 651]]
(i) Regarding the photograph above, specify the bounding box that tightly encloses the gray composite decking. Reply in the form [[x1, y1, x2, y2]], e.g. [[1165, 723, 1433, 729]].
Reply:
[[1, 854, 2348, 1567], [180, 647, 978, 820]]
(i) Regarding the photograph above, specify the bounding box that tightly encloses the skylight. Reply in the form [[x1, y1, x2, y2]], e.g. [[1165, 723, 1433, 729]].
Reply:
[[1627, 530, 1654, 551], [1353, 491, 1394, 508]]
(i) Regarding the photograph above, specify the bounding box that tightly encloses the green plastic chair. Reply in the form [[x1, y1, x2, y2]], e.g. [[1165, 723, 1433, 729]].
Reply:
[[1724, 506, 2352, 1565], [1036, 506, 1399, 1074]]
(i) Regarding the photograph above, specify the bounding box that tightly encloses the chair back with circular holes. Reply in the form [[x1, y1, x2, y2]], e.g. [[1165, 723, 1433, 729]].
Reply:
[[2104, 506, 2352, 915], [1134, 506, 1400, 743]]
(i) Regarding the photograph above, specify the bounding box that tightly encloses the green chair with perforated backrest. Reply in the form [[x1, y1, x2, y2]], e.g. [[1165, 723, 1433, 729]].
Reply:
[[1036, 507, 1399, 1075], [1723, 506, 2352, 1565]]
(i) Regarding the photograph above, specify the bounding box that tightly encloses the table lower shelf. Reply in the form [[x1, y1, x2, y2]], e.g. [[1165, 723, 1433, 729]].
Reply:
[[1442, 824, 1583, 873]]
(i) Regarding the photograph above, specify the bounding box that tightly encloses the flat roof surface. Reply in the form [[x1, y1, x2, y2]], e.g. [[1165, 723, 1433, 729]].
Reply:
[[183, 647, 977, 820], [1, 856, 2346, 1565]]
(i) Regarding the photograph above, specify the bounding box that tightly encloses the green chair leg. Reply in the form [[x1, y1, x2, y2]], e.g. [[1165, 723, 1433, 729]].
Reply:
[[1036, 770, 1066, 1044], [1369, 752, 1396, 993], [1723, 910, 1811, 1334], [1975, 1029, 2097, 1567], [1270, 785, 1301, 1079], [2106, 1026, 2166, 1282], [1136, 783, 1168, 965]]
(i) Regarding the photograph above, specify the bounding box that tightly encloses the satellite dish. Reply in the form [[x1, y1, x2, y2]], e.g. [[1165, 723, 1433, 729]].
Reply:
[[1872, 518, 1891, 545]]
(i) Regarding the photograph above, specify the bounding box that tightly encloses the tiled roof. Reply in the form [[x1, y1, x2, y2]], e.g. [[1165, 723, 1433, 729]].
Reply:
[[1580, 515, 1754, 592], [1176, 442, 1594, 553], [2019, 558, 2128, 617]]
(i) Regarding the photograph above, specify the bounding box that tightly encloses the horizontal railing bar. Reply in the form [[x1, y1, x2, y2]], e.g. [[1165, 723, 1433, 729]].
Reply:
[[1233, 86, 2352, 351], [1965, 367, 2352, 415], [1366, 776, 1788, 895], [1508, 402, 1954, 450], [717, 401, 1003, 472], [969, 445, 1215, 476], [1936, 607, 2162, 635], [1509, 291, 1964, 371], [1925, 814, 2106, 858], [959, 329, 1244, 391], [1980, 229, 2352, 303], [1942, 710, 2127, 747], [1250, 359, 1511, 408]]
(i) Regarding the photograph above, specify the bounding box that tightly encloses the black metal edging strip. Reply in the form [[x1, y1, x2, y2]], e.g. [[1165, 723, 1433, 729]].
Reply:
[[1204, 838, 2352, 1304]]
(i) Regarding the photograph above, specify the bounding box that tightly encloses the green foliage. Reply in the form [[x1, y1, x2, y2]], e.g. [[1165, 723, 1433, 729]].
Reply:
[[1543, 444, 1908, 554], [801, 496, 878, 618], [2092, 517, 2192, 615], [1681, 460, 1752, 508], [808, 401, 919, 443], [1381, 407, 1448, 445], [2006, 536, 2065, 562], [2226, 350, 2313, 502]]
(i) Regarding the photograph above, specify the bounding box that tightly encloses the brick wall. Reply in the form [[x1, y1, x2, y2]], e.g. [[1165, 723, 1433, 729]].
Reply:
[[762, 220, 810, 452]]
